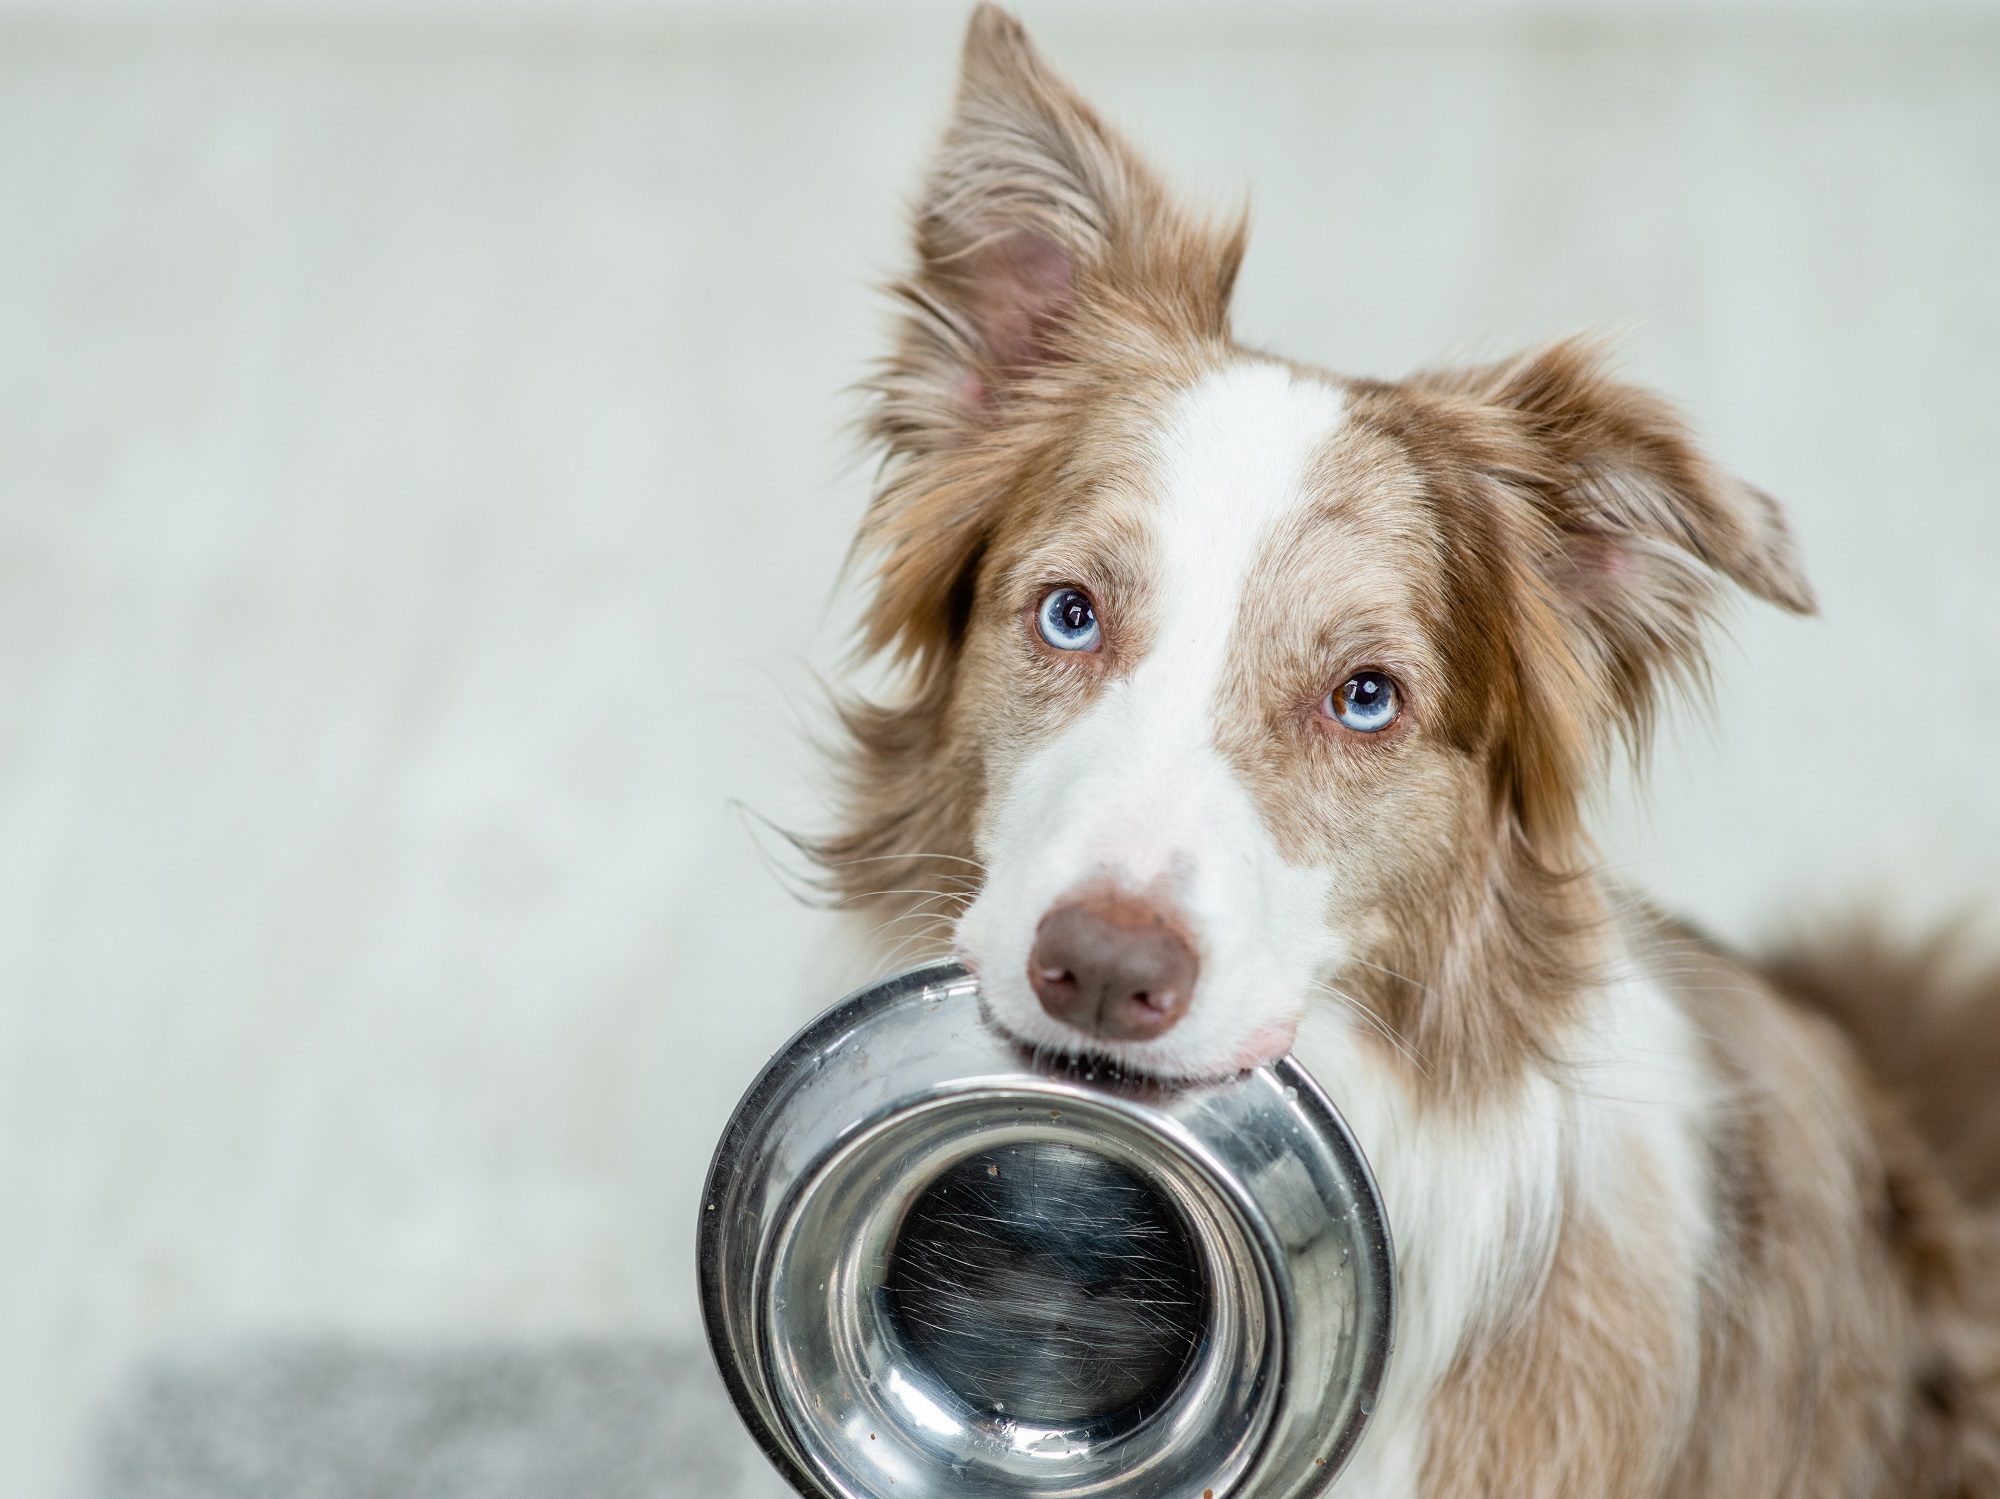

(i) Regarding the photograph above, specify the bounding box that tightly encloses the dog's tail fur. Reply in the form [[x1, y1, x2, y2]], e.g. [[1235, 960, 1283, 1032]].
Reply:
[[1761, 922, 2000, 1211]]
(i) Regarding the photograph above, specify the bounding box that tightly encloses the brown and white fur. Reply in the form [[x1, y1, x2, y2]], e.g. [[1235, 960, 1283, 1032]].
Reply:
[[815, 9, 2000, 1495]]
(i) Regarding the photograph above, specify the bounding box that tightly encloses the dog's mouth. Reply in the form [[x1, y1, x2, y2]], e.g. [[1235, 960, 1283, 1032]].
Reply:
[[972, 986, 1197, 1086], [983, 1021, 1190, 1097], [972, 980, 1300, 1087]]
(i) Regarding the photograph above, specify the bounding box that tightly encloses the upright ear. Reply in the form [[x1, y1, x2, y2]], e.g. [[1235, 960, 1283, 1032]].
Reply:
[[858, 5, 1243, 670], [1424, 340, 1816, 750], [875, 4, 1244, 450]]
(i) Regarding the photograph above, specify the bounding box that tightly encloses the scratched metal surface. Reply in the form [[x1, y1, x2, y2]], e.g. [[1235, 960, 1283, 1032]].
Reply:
[[883, 1142, 1208, 1426]]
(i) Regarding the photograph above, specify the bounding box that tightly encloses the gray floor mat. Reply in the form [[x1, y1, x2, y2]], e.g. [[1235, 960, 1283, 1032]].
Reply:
[[82, 1337, 794, 1499]]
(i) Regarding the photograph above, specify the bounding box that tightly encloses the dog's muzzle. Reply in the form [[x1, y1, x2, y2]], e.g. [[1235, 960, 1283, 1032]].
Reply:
[[699, 961, 1394, 1498]]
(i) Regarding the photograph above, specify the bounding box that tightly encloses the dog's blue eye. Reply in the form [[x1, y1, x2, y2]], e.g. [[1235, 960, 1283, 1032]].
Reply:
[[1325, 672, 1399, 732], [1036, 587, 1101, 652]]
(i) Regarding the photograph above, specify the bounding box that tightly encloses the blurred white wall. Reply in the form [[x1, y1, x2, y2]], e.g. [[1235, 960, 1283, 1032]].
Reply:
[[1, 3, 1996, 1495]]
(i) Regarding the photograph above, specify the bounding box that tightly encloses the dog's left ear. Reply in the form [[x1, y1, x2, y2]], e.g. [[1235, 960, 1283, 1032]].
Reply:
[[1499, 341, 1814, 611], [1429, 340, 1815, 748]]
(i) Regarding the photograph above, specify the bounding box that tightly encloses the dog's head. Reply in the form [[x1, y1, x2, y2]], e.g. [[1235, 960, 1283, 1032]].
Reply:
[[824, 6, 1813, 1091]]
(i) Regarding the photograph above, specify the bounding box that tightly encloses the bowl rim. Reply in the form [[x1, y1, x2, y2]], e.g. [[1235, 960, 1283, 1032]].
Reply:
[[697, 958, 1396, 1499]]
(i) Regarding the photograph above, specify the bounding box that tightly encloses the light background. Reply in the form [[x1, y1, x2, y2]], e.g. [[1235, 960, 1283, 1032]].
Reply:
[[2, 1, 1997, 1494]]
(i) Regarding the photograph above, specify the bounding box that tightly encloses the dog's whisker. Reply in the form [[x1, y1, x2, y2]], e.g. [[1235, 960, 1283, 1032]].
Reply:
[[846, 905, 961, 932], [858, 896, 962, 928], [835, 887, 973, 909], [816, 850, 990, 874], [859, 912, 953, 943], [861, 919, 960, 953], [1341, 954, 1438, 998], [1311, 978, 1432, 1076], [872, 929, 957, 972]]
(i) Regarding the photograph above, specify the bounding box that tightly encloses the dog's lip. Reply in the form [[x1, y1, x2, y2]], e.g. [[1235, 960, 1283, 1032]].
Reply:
[[962, 945, 1299, 1081], [974, 998, 1275, 1086], [1228, 1016, 1301, 1072]]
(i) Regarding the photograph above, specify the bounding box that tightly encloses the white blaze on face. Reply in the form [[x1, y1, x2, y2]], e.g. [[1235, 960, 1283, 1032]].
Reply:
[[957, 360, 1352, 1079]]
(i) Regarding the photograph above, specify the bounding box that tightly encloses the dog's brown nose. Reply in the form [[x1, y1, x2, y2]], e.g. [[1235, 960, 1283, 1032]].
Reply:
[[1029, 893, 1198, 1042]]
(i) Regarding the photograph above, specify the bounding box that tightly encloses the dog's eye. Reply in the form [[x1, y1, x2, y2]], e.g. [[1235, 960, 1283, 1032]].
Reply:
[[1324, 672, 1400, 732], [1036, 587, 1101, 652]]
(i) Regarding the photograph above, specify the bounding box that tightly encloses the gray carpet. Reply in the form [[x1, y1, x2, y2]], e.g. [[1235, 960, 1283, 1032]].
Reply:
[[82, 1338, 794, 1499]]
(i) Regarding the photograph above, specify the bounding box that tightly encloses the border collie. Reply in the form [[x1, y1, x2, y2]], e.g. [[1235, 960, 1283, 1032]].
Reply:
[[814, 9, 2000, 1493]]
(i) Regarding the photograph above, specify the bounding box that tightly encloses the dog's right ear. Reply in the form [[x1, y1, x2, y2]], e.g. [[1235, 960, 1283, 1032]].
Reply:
[[878, 4, 1241, 445], [859, 6, 1242, 670]]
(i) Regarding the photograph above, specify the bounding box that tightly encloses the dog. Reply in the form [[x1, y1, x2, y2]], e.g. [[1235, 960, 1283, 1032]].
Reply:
[[812, 8, 2000, 1494]]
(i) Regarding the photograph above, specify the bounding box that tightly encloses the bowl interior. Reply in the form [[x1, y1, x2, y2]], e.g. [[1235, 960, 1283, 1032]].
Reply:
[[882, 1139, 1208, 1427], [761, 1093, 1279, 1499]]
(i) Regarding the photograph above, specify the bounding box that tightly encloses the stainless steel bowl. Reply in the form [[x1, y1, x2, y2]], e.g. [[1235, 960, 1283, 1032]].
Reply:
[[699, 960, 1394, 1499]]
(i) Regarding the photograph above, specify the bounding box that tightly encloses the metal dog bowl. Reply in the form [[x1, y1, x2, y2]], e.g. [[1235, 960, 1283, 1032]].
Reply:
[[699, 960, 1394, 1499]]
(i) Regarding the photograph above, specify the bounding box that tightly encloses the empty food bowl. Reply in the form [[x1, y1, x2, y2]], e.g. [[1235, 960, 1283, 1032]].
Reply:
[[699, 960, 1393, 1499]]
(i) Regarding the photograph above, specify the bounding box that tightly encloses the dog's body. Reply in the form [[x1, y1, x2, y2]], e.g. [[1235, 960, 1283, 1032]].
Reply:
[[816, 9, 2000, 1493]]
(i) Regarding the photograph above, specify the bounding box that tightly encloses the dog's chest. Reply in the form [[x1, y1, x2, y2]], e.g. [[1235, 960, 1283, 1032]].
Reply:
[[1289, 960, 1715, 1495]]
